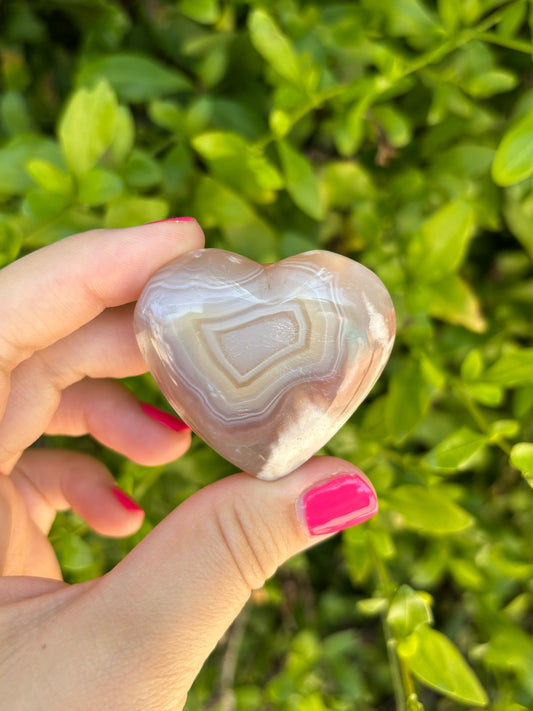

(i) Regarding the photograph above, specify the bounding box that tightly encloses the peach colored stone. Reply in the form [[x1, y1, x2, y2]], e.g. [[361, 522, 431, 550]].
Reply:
[[135, 249, 395, 479]]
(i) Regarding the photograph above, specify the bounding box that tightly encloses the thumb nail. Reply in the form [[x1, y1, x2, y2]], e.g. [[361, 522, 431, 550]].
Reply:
[[296, 473, 378, 536]]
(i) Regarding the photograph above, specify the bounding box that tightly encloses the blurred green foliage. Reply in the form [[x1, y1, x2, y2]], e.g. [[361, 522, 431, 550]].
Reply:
[[1, 0, 532, 709]]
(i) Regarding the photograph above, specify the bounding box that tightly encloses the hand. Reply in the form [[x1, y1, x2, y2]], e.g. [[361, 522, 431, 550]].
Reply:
[[0, 222, 378, 710]]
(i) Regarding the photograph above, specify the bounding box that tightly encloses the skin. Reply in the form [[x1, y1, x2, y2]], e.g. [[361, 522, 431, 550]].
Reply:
[[0, 221, 374, 710]]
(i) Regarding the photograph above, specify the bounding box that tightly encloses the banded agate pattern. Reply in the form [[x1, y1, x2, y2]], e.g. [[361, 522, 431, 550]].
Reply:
[[134, 249, 395, 480]]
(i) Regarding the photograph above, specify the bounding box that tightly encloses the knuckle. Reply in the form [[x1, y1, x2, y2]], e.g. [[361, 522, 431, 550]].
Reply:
[[0, 443, 20, 473], [28, 348, 77, 391], [214, 497, 284, 592], [0, 333, 30, 378], [29, 349, 62, 386]]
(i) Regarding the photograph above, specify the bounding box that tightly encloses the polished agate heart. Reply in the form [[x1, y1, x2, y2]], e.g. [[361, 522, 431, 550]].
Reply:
[[134, 249, 395, 480]]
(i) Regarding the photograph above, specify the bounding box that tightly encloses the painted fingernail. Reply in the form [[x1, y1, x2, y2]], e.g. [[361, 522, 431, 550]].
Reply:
[[297, 473, 378, 536], [140, 402, 191, 432], [145, 217, 196, 224], [111, 486, 144, 512]]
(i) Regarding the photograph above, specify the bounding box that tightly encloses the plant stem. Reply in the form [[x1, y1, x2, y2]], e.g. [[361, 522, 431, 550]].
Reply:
[[252, 1, 527, 153], [367, 534, 417, 711], [398, 655, 416, 696], [386, 635, 406, 711], [474, 31, 532, 54]]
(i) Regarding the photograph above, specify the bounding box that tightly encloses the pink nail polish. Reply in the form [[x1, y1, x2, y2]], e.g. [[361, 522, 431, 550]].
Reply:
[[145, 217, 196, 224], [140, 402, 191, 432], [111, 486, 144, 512], [298, 473, 378, 536]]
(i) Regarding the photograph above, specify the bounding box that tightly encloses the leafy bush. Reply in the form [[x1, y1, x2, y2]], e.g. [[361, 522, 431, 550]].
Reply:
[[1, 1, 532, 709]]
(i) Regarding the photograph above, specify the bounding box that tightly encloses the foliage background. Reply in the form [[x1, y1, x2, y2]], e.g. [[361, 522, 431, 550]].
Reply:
[[0, 0, 532, 709]]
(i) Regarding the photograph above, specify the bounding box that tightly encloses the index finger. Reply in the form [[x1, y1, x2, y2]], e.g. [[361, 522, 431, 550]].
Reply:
[[0, 219, 204, 406]]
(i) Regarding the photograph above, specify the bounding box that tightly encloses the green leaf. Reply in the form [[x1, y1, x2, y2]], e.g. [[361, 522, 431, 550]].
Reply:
[[387, 585, 433, 638], [449, 558, 485, 590], [322, 161, 376, 209], [484, 348, 533, 386], [465, 70, 518, 98], [422, 274, 487, 333], [184, 97, 213, 136], [482, 625, 533, 683], [26, 159, 73, 196], [1, 89, 32, 135], [487, 543, 533, 580], [298, 692, 327, 711], [197, 45, 229, 89], [385, 485, 473, 533], [338, 92, 374, 155], [432, 143, 495, 179], [248, 9, 301, 85], [465, 382, 504, 407], [367, 528, 396, 560], [109, 106, 135, 167], [372, 104, 412, 148], [162, 143, 194, 199], [59, 81, 118, 176], [55, 532, 94, 572], [23, 188, 70, 222], [148, 100, 185, 133], [504, 183, 533, 257], [77, 54, 192, 103], [401, 626, 488, 706], [277, 140, 324, 220], [420, 354, 446, 389], [489, 419, 519, 439], [342, 525, 372, 585], [122, 149, 162, 189], [406, 694, 425, 711], [23, 211, 101, 250], [461, 349, 483, 380], [385, 361, 432, 441], [427, 427, 488, 469], [496, 2, 531, 37], [408, 200, 475, 280], [510, 442, 533, 487], [178, 0, 219, 25], [105, 196, 168, 228], [192, 131, 282, 203], [0, 135, 63, 195], [385, 0, 440, 37], [194, 176, 277, 261], [492, 110, 533, 186], [269, 108, 292, 139], [78, 167, 123, 206], [0, 222, 23, 267], [357, 597, 389, 616], [438, 0, 461, 34], [280, 232, 318, 258], [497, 2, 528, 38]]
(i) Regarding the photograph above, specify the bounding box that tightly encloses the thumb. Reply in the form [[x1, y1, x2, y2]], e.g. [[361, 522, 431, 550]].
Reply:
[[90, 456, 377, 707]]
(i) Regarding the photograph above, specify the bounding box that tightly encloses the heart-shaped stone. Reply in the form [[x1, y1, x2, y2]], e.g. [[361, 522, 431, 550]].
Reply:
[[134, 249, 395, 480]]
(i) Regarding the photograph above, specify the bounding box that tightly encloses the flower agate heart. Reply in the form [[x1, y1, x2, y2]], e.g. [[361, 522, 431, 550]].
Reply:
[[134, 249, 395, 480]]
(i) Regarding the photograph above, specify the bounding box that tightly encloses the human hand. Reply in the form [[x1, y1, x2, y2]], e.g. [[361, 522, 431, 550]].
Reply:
[[0, 223, 378, 710]]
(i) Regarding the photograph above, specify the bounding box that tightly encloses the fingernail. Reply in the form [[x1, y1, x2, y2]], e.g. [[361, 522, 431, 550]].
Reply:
[[297, 473, 378, 536], [145, 217, 196, 224], [140, 402, 191, 432], [111, 486, 144, 512]]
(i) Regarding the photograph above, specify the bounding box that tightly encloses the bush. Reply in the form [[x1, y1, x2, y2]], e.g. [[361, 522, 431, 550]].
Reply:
[[1, 1, 532, 709]]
